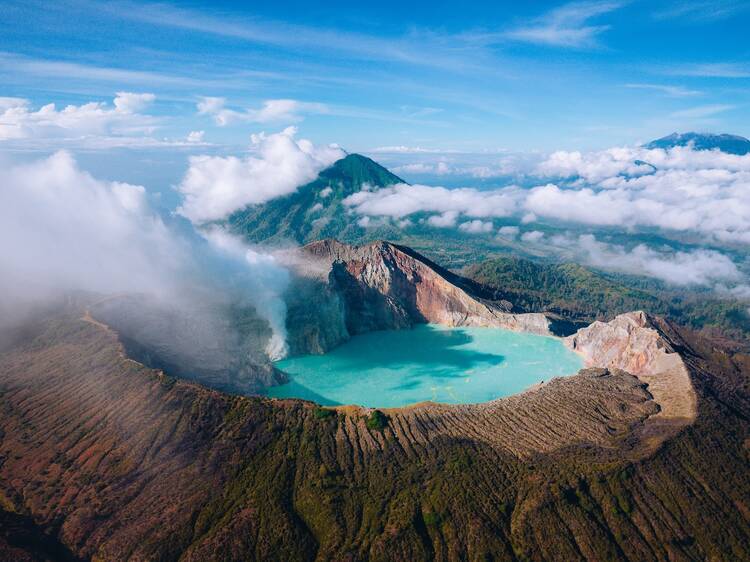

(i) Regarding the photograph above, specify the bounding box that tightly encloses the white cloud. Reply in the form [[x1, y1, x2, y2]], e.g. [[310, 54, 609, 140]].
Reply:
[[343, 182, 519, 221], [572, 234, 741, 286], [504, 1, 622, 48], [521, 230, 545, 243], [0, 151, 294, 360], [113, 91, 156, 113], [197, 96, 226, 117], [345, 145, 750, 247], [177, 127, 345, 223], [459, 219, 493, 234], [0, 93, 157, 140], [525, 184, 632, 226], [196, 227, 290, 359], [370, 146, 452, 154], [427, 211, 459, 228], [624, 83, 701, 97], [319, 186, 333, 197], [0, 97, 28, 111], [537, 145, 750, 181], [652, 1, 748, 22], [667, 63, 750, 78], [0, 93, 190, 148], [197, 97, 327, 126], [527, 148, 750, 244], [187, 130, 205, 143], [669, 104, 734, 119], [392, 161, 452, 176], [536, 147, 655, 182], [497, 225, 520, 239], [0, 151, 183, 299]]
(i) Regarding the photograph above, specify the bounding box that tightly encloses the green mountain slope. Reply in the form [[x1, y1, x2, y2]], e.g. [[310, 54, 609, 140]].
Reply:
[[465, 256, 750, 349], [227, 153, 405, 244]]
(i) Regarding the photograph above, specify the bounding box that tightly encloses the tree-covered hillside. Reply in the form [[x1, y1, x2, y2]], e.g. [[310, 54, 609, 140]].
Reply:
[[465, 256, 750, 350], [227, 154, 405, 244]]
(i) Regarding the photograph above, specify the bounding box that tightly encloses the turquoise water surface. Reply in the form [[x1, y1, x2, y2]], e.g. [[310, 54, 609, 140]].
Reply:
[[268, 324, 583, 408]]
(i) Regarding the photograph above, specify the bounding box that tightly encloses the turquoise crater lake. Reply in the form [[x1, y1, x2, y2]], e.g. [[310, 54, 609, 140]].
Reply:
[[268, 325, 583, 408]]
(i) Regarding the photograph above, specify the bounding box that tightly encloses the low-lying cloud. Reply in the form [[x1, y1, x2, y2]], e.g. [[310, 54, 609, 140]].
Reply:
[[572, 234, 742, 286], [343, 143, 750, 293], [0, 150, 293, 361], [515, 230, 742, 288], [343, 182, 520, 220], [347, 145, 750, 247], [528, 148, 750, 245], [177, 127, 344, 223], [0, 151, 183, 299]]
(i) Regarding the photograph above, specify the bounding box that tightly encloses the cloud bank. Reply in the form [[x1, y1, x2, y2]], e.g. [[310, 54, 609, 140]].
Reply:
[[529, 146, 750, 244], [573, 235, 741, 286], [344, 143, 750, 291], [343, 182, 520, 221], [0, 151, 182, 299], [177, 127, 344, 223], [347, 145, 750, 246], [0, 150, 292, 360], [0, 93, 156, 142]]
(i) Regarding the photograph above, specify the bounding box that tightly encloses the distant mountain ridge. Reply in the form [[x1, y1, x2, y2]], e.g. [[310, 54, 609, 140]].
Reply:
[[227, 153, 405, 244], [645, 132, 750, 155]]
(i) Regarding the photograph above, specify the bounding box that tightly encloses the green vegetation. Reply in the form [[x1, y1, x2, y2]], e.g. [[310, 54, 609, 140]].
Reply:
[[313, 406, 335, 420], [227, 153, 406, 245], [422, 511, 441, 527], [225, 152, 524, 269], [158, 373, 176, 390], [365, 409, 388, 431], [465, 256, 750, 350]]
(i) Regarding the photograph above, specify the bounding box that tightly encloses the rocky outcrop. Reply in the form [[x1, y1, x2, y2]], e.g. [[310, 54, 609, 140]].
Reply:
[[283, 274, 349, 355], [284, 240, 555, 355], [88, 295, 285, 395], [565, 311, 697, 425]]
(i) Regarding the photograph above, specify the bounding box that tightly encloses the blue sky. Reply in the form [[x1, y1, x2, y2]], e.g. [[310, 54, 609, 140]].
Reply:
[[2, 0, 749, 155], [1, 1, 750, 297]]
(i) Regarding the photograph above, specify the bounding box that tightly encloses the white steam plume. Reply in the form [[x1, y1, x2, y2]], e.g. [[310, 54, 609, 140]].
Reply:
[[175, 128, 344, 358], [199, 228, 290, 360], [0, 149, 304, 363]]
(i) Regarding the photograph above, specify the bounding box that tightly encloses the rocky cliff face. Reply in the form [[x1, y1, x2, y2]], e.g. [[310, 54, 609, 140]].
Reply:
[[86, 240, 554, 380], [284, 239, 555, 355], [88, 295, 285, 395], [565, 311, 697, 426]]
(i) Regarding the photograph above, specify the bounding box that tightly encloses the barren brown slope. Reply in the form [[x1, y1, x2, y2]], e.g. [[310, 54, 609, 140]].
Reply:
[[0, 301, 748, 561]]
